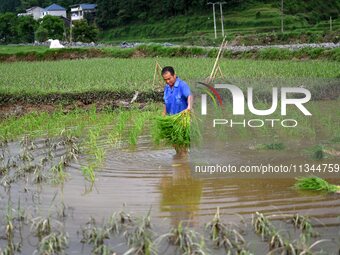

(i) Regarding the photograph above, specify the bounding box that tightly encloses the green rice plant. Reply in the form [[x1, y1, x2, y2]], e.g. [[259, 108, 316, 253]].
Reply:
[[81, 217, 111, 255], [50, 160, 68, 184], [0, 160, 10, 176], [59, 130, 80, 165], [291, 214, 318, 238], [128, 113, 146, 146], [32, 164, 46, 184], [156, 110, 201, 149], [105, 210, 134, 236], [123, 210, 156, 255], [37, 232, 68, 255], [158, 221, 207, 255], [81, 164, 96, 183], [92, 244, 113, 255], [294, 176, 340, 193], [252, 212, 276, 240], [205, 207, 246, 252], [2, 205, 21, 255], [31, 216, 52, 240], [304, 144, 329, 160]]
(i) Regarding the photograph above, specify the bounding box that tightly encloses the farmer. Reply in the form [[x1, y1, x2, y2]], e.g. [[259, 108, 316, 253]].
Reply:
[[162, 66, 192, 156], [162, 66, 192, 115]]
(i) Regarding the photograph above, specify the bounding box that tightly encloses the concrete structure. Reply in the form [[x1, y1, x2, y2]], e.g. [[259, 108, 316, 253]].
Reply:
[[70, 3, 97, 21], [17, 6, 44, 20], [42, 4, 67, 18]]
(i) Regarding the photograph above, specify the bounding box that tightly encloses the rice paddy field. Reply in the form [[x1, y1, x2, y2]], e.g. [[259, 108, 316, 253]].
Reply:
[[0, 57, 340, 255]]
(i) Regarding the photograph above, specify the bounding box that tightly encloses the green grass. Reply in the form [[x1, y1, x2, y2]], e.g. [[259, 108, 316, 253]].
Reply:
[[0, 45, 49, 55], [0, 58, 339, 97]]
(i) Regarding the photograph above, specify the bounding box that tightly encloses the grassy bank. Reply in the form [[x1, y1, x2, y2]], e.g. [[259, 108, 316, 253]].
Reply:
[[0, 45, 339, 62]]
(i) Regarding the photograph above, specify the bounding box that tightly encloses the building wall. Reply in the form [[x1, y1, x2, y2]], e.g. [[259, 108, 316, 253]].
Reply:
[[45, 10, 66, 18], [31, 8, 44, 20]]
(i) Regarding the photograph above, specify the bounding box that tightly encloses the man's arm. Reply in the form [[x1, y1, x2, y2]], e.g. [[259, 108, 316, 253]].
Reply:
[[187, 95, 193, 111], [163, 104, 166, 116]]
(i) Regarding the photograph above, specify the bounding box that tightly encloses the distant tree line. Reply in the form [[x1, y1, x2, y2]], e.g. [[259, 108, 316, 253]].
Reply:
[[1, 0, 339, 27], [0, 13, 98, 43], [0, 0, 339, 43]]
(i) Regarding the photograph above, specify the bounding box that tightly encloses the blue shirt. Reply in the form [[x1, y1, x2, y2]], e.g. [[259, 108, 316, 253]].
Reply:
[[164, 77, 191, 115]]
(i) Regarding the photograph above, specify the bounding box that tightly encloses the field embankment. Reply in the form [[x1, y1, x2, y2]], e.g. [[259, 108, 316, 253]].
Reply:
[[0, 44, 340, 62]]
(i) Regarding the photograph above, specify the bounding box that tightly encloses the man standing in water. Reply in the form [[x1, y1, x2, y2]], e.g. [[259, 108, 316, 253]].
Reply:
[[162, 66, 192, 156]]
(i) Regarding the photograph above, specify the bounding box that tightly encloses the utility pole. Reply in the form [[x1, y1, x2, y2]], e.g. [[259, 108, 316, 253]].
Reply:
[[218, 2, 226, 37], [281, 0, 284, 32], [208, 2, 217, 39], [70, 18, 72, 42]]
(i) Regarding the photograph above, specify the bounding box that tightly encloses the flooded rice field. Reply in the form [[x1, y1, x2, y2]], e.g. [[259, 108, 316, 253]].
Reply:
[[0, 99, 339, 254], [0, 130, 339, 254]]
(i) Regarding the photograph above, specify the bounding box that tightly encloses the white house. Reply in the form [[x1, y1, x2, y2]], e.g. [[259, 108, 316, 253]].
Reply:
[[17, 6, 44, 20], [42, 4, 67, 18], [27, 6, 44, 20], [70, 3, 97, 21]]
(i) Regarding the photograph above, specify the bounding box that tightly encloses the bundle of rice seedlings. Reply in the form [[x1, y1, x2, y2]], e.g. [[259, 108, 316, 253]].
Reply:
[[294, 176, 340, 193], [156, 110, 201, 149]]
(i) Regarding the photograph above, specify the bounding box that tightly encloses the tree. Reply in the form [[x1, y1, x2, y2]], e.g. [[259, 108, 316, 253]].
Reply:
[[0, 12, 17, 43], [37, 15, 65, 41], [72, 19, 98, 42], [16, 15, 37, 42]]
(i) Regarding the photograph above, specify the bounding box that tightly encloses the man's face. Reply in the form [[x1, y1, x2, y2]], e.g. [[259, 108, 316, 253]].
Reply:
[[162, 72, 177, 87]]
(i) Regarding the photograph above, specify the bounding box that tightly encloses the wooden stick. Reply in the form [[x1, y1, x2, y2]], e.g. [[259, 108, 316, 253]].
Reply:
[[208, 36, 226, 81]]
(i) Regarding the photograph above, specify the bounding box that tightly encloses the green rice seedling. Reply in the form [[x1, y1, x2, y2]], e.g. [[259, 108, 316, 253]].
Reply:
[[37, 232, 68, 255], [81, 164, 96, 183], [123, 210, 156, 255], [158, 221, 207, 255], [252, 212, 276, 240], [31, 216, 52, 240], [19, 148, 33, 162], [0, 159, 10, 176], [305, 145, 328, 160], [156, 110, 201, 149], [93, 244, 113, 255], [291, 214, 318, 238], [128, 113, 146, 146], [59, 130, 80, 165], [3, 206, 21, 255], [32, 164, 46, 184], [294, 176, 340, 193], [269, 231, 285, 251], [105, 210, 134, 236], [19, 135, 36, 151], [81, 217, 111, 255], [50, 159, 68, 184], [205, 207, 246, 252]]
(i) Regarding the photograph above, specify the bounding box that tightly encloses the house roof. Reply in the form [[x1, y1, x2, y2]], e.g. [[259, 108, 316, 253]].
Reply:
[[45, 4, 66, 11], [80, 4, 97, 10], [26, 6, 44, 12], [70, 3, 97, 10]]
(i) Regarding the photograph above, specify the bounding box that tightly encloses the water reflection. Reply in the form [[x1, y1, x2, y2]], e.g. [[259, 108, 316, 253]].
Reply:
[[159, 159, 203, 228]]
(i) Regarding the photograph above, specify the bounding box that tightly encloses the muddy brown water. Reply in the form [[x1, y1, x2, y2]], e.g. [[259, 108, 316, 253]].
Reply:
[[0, 133, 339, 254]]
